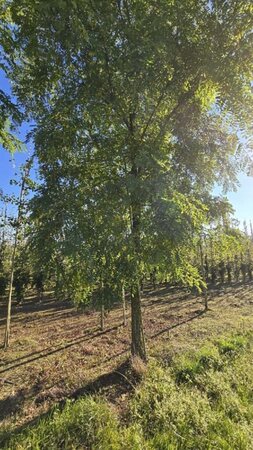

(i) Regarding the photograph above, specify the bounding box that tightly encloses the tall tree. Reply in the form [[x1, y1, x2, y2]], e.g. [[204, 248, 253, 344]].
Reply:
[[5, 0, 253, 359]]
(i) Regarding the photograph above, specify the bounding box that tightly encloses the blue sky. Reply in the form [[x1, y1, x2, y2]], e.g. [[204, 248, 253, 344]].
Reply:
[[214, 174, 253, 224], [0, 70, 35, 211], [1, 72, 253, 224], [2, 143, 253, 225]]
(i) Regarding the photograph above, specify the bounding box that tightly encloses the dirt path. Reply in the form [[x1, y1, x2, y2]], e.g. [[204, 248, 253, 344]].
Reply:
[[0, 282, 253, 432]]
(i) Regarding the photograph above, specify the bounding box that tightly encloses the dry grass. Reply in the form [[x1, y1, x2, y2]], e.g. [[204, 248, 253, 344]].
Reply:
[[0, 281, 253, 433]]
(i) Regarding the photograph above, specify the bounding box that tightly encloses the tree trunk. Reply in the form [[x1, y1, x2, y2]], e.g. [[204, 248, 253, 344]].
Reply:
[[4, 160, 31, 349], [122, 284, 127, 326], [199, 238, 208, 311], [203, 289, 208, 311], [130, 195, 147, 361], [100, 303, 105, 331], [131, 283, 146, 360], [4, 264, 15, 349]]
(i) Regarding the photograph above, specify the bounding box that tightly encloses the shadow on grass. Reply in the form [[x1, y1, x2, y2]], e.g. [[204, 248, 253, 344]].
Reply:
[[0, 298, 73, 326], [0, 356, 133, 447], [0, 304, 208, 445], [0, 325, 121, 375], [0, 304, 211, 444], [0, 298, 208, 375], [150, 308, 206, 339], [0, 388, 29, 422]]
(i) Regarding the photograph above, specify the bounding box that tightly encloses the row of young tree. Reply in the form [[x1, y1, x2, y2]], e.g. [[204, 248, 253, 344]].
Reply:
[[0, 0, 252, 359]]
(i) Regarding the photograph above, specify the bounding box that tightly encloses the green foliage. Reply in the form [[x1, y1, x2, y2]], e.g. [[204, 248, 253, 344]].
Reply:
[[0, 238, 8, 296], [12, 245, 31, 303], [0, 1, 23, 153], [13, 267, 29, 303], [0, 273, 8, 296], [203, 225, 247, 265], [3, 0, 252, 305], [1, 0, 252, 360]]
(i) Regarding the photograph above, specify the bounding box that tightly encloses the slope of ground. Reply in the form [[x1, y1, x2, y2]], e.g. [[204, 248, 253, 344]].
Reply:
[[0, 282, 253, 438]]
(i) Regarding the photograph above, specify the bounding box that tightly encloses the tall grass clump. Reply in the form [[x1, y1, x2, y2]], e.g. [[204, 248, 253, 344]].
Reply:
[[130, 332, 253, 449], [4, 397, 121, 450]]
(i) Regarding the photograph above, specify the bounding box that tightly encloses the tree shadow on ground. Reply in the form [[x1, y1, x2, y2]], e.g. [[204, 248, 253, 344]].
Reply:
[[0, 325, 121, 375], [0, 297, 73, 325], [0, 305, 209, 445], [0, 290, 208, 375], [0, 387, 29, 421], [0, 357, 134, 447], [150, 308, 205, 339], [0, 305, 207, 445]]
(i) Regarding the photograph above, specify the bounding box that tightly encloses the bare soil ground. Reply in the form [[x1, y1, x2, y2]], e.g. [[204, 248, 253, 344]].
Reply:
[[0, 282, 253, 434]]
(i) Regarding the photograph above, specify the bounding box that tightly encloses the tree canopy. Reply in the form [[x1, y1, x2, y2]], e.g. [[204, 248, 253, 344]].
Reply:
[[1, 0, 253, 358]]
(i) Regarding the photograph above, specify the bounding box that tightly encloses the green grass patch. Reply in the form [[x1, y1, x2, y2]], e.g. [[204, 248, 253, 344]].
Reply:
[[2, 331, 253, 449]]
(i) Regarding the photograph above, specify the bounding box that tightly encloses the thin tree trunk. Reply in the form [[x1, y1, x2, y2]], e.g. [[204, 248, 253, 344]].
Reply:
[[122, 284, 127, 326], [4, 161, 31, 349], [128, 110, 146, 359], [203, 290, 208, 311], [100, 279, 105, 331], [199, 238, 208, 311], [4, 259, 15, 349], [131, 197, 147, 361], [100, 303, 105, 331]]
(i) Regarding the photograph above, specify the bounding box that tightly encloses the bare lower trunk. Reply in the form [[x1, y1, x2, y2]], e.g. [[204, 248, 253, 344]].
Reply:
[[199, 238, 208, 312], [203, 288, 208, 311], [4, 162, 31, 349], [130, 198, 147, 360], [131, 283, 146, 361], [128, 147, 147, 360], [100, 303, 105, 331], [4, 269, 14, 349], [122, 285, 127, 326]]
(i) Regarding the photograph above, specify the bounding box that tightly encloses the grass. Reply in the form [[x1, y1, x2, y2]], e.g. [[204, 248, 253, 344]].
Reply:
[[1, 283, 253, 441], [2, 330, 253, 449]]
